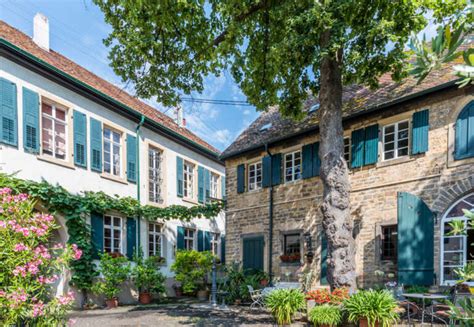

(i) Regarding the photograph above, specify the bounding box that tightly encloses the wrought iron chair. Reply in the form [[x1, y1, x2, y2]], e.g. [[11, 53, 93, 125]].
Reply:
[[247, 285, 264, 309]]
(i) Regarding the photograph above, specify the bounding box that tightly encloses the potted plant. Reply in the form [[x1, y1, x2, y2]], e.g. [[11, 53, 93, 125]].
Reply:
[[309, 304, 342, 327], [344, 290, 399, 327], [265, 288, 306, 325], [131, 250, 166, 304], [92, 252, 130, 309], [455, 262, 474, 293]]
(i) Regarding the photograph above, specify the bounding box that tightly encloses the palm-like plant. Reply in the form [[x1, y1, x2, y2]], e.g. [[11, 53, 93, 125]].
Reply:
[[265, 289, 306, 325]]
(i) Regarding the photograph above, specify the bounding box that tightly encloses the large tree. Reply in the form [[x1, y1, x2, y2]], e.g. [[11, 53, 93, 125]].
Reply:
[[94, 0, 468, 290]]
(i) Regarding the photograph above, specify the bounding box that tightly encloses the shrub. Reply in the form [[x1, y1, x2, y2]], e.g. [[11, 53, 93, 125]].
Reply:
[[171, 250, 213, 294], [344, 290, 399, 327], [0, 187, 81, 325], [131, 250, 165, 295], [92, 252, 130, 300], [306, 288, 349, 305], [309, 304, 342, 327], [265, 289, 306, 325]]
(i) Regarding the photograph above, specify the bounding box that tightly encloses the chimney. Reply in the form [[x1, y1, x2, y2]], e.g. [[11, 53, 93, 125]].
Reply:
[[175, 105, 185, 128], [33, 13, 49, 51]]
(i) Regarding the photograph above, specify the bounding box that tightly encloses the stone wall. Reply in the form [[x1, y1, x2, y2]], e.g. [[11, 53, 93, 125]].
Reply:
[[224, 86, 474, 288]]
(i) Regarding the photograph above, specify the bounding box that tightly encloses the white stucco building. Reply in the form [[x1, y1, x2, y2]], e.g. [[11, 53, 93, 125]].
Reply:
[[0, 15, 225, 302]]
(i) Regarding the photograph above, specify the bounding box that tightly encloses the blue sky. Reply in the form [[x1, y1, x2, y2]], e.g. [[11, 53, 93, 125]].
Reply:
[[0, 0, 260, 151]]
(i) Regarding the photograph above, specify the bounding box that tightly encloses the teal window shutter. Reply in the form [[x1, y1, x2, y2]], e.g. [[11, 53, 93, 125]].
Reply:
[[126, 217, 137, 260], [312, 142, 321, 176], [271, 153, 282, 186], [177, 226, 185, 249], [126, 134, 137, 182], [198, 166, 204, 203], [221, 176, 226, 199], [364, 124, 379, 165], [351, 128, 365, 168], [90, 118, 102, 172], [261, 155, 272, 188], [321, 232, 328, 285], [412, 110, 429, 155], [237, 164, 245, 193], [204, 168, 210, 201], [204, 231, 211, 251], [197, 230, 204, 251], [176, 157, 184, 197], [73, 110, 87, 167], [302, 144, 313, 179], [455, 102, 474, 160], [90, 212, 104, 260], [0, 78, 18, 146], [220, 235, 226, 263], [397, 192, 434, 285], [22, 87, 39, 152]]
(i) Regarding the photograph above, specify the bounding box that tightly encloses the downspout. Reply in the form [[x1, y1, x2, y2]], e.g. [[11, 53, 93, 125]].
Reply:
[[135, 115, 145, 255], [265, 144, 274, 283]]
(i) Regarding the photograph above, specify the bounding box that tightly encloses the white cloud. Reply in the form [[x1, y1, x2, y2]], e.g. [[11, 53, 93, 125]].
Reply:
[[243, 109, 251, 115]]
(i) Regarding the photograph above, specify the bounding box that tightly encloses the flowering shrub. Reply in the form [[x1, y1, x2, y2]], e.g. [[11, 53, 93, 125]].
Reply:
[[306, 288, 349, 305], [0, 187, 82, 325]]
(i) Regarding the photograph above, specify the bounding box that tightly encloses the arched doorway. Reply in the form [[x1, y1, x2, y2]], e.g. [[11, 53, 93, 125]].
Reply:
[[440, 192, 474, 285]]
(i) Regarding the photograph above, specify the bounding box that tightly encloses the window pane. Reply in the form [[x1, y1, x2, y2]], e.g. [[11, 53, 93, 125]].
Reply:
[[399, 121, 409, 130], [385, 125, 395, 134], [104, 216, 111, 225], [55, 122, 66, 159], [103, 128, 111, 140], [42, 103, 53, 116], [384, 142, 394, 151], [55, 108, 66, 121], [104, 228, 111, 237], [113, 131, 120, 143], [113, 230, 120, 239], [42, 117, 53, 153], [113, 239, 120, 250], [385, 151, 394, 160], [114, 217, 121, 226], [444, 252, 463, 266], [444, 236, 463, 251]]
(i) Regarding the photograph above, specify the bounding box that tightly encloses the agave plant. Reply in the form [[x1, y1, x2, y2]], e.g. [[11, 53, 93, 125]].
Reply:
[[343, 290, 399, 327], [265, 289, 306, 325], [309, 304, 342, 327]]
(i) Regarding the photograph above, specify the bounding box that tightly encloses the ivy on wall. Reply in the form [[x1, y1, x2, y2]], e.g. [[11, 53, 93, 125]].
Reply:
[[0, 173, 224, 292]]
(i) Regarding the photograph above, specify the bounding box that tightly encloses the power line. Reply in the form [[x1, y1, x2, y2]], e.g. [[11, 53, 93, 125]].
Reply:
[[181, 97, 253, 106]]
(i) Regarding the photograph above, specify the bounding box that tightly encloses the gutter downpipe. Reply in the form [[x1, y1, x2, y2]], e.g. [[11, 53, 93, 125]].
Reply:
[[136, 115, 146, 255], [265, 144, 273, 283]]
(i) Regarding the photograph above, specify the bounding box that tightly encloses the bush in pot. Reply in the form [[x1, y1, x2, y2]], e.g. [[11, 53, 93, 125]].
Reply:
[[171, 250, 213, 299], [92, 252, 130, 308], [131, 250, 165, 304], [344, 290, 399, 327], [265, 288, 306, 325], [309, 304, 342, 327]]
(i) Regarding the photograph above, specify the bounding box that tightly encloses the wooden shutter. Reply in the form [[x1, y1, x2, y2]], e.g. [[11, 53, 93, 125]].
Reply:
[[271, 153, 282, 186], [351, 128, 365, 168], [302, 144, 313, 179], [321, 232, 328, 285], [220, 235, 226, 263], [198, 166, 204, 203], [126, 217, 137, 260], [412, 110, 429, 155], [364, 124, 379, 165], [237, 164, 245, 193], [177, 226, 185, 249], [176, 157, 184, 197], [126, 134, 137, 183], [197, 230, 204, 251], [204, 169, 210, 201], [22, 87, 39, 152], [455, 102, 474, 160], [73, 110, 87, 167], [221, 176, 226, 199], [90, 212, 104, 259], [204, 231, 212, 251], [312, 142, 321, 176], [90, 118, 102, 172], [242, 236, 264, 272], [397, 192, 434, 285], [262, 155, 272, 188], [0, 78, 17, 146]]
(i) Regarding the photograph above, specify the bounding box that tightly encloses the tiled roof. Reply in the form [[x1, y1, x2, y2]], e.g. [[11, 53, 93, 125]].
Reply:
[[222, 47, 471, 159], [0, 20, 220, 155]]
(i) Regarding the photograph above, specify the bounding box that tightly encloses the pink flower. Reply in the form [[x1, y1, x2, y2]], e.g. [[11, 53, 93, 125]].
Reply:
[[57, 291, 75, 306], [0, 187, 12, 195], [7, 289, 28, 307], [0, 290, 5, 297], [32, 301, 44, 317], [72, 244, 82, 260], [67, 318, 77, 326], [13, 243, 29, 252], [0, 221, 5, 228]]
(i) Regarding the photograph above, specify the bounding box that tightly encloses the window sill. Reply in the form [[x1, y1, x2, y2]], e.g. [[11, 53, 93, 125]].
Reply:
[[376, 156, 415, 168], [448, 155, 474, 168], [183, 197, 198, 205], [280, 261, 302, 267], [37, 155, 75, 170], [100, 173, 128, 185], [146, 200, 166, 208]]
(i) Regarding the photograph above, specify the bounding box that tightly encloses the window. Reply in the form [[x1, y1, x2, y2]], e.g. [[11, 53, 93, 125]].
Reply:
[[103, 127, 122, 176], [184, 228, 195, 250], [211, 232, 220, 256], [210, 173, 219, 199], [41, 102, 67, 160], [104, 215, 122, 254], [441, 193, 474, 285], [148, 147, 163, 203], [454, 101, 474, 160], [283, 233, 301, 261], [380, 225, 397, 262], [383, 121, 409, 160], [248, 162, 262, 191], [183, 161, 195, 198], [343, 137, 351, 164], [284, 151, 302, 182], [148, 223, 162, 257]]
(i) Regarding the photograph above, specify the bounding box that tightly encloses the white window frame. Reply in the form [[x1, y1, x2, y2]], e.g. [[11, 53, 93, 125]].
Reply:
[[103, 127, 122, 176], [440, 193, 474, 286], [284, 150, 302, 183], [184, 228, 195, 250], [183, 161, 195, 199], [382, 120, 410, 161], [148, 222, 163, 257], [211, 232, 220, 257], [210, 173, 219, 199], [343, 137, 351, 164], [103, 215, 123, 254], [148, 147, 163, 203], [248, 162, 262, 191], [41, 102, 68, 160]]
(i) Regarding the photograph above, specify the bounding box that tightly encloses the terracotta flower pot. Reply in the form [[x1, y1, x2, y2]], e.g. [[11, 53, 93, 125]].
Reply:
[[197, 289, 209, 301], [139, 292, 152, 304], [105, 297, 118, 309], [359, 318, 379, 327]]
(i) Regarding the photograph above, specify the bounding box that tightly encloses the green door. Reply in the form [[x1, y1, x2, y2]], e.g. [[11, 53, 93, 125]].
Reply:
[[242, 236, 264, 272]]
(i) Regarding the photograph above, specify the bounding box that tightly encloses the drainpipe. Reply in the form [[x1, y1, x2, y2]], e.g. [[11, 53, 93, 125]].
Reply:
[[265, 144, 274, 283], [135, 115, 145, 255]]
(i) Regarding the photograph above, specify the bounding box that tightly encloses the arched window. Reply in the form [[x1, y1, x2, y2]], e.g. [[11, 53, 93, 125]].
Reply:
[[455, 101, 474, 160], [441, 193, 474, 285]]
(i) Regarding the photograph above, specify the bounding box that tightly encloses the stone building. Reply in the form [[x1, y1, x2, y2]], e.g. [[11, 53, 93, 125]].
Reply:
[[221, 60, 474, 288]]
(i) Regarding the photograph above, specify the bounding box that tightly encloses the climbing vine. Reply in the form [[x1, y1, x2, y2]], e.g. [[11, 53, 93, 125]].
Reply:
[[0, 173, 224, 293]]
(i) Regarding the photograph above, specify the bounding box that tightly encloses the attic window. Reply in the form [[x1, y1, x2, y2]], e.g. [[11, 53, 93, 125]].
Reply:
[[309, 104, 320, 113], [260, 123, 272, 131]]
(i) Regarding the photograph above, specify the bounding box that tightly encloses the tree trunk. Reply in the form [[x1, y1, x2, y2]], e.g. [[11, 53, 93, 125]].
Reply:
[[318, 31, 357, 291]]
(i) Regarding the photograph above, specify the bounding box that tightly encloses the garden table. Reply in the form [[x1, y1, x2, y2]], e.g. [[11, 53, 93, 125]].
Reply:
[[402, 293, 448, 325]]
